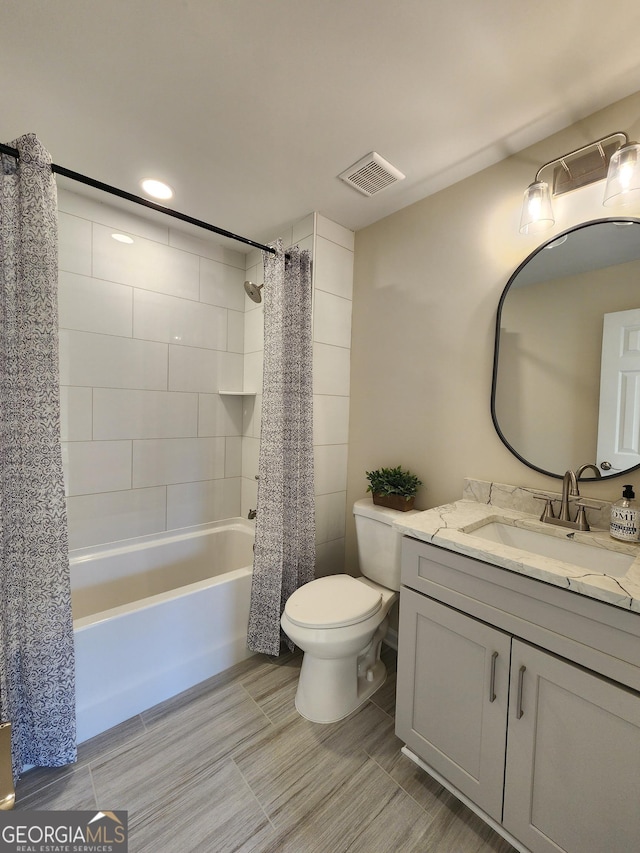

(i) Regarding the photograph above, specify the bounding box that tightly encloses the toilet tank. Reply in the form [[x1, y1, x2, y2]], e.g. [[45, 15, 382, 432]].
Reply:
[[353, 498, 418, 591]]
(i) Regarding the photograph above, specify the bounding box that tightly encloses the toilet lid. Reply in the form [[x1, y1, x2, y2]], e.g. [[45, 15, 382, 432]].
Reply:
[[284, 575, 382, 629]]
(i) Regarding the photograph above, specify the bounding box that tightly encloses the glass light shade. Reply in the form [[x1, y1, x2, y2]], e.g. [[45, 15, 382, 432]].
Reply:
[[519, 181, 554, 234], [603, 143, 640, 206]]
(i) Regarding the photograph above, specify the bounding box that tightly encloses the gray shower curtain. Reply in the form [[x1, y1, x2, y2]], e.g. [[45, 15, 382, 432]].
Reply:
[[247, 239, 315, 656], [0, 134, 76, 781]]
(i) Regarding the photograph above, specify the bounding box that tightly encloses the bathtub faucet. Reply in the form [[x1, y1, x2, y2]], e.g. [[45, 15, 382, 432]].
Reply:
[[248, 508, 257, 520]]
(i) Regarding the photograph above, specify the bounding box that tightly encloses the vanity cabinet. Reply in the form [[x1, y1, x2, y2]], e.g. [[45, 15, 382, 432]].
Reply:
[[397, 588, 511, 821], [504, 639, 640, 853], [396, 537, 640, 853]]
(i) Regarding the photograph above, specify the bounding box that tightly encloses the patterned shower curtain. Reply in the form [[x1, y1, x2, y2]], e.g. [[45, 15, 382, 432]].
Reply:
[[0, 134, 76, 781], [247, 239, 315, 655]]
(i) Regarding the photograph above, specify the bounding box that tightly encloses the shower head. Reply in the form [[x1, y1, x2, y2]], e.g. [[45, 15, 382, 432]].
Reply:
[[244, 280, 263, 303]]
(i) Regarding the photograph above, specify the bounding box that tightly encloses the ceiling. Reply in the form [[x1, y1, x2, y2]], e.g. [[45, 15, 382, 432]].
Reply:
[[4, 0, 640, 251]]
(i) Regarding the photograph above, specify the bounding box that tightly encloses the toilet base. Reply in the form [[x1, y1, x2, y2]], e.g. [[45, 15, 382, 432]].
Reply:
[[293, 617, 390, 724], [295, 657, 387, 724]]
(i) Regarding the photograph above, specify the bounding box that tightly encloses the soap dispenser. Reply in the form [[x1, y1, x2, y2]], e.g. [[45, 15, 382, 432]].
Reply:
[[610, 485, 640, 541]]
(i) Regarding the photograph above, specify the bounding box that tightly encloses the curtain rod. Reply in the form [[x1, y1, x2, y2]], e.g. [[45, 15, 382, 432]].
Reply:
[[0, 142, 277, 256]]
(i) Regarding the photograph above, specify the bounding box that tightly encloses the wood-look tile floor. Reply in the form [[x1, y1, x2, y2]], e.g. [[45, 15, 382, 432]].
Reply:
[[14, 648, 517, 853]]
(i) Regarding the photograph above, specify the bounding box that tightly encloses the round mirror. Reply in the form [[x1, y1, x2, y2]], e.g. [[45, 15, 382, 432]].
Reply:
[[491, 217, 640, 480]]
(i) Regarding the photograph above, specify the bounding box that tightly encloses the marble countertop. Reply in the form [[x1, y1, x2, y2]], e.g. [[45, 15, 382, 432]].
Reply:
[[393, 497, 640, 614]]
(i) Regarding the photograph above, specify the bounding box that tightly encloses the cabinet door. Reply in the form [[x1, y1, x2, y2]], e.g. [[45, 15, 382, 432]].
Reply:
[[503, 639, 640, 853], [396, 588, 511, 821]]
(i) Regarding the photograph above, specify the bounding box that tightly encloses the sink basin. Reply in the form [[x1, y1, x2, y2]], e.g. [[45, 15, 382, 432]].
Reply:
[[471, 522, 635, 577]]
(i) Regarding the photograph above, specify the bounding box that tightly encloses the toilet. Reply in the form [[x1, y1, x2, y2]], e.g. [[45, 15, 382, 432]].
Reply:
[[281, 497, 417, 723]]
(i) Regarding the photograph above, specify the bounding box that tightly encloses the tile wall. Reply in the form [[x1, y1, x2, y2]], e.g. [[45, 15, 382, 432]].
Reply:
[[58, 189, 248, 549], [58, 191, 354, 573]]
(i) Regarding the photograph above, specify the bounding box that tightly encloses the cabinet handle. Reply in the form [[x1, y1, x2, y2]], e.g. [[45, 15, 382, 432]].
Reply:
[[516, 665, 526, 719], [489, 651, 498, 702]]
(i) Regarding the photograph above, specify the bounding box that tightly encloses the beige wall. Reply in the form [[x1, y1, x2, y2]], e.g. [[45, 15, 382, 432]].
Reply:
[[346, 90, 640, 571]]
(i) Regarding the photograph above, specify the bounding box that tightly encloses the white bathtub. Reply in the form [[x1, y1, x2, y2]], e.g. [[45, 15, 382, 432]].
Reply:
[[70, 518, 255, 743]]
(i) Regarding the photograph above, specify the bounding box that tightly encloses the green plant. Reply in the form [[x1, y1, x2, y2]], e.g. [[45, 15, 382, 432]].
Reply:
[[365, 466, 422, 500]]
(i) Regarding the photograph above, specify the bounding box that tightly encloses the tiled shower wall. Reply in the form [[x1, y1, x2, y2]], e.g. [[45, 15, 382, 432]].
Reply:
[[59, 191, 353, 573], [58, 189, 248, 550]]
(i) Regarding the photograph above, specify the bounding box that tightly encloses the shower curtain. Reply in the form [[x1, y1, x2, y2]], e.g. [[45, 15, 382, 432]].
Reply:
[[247, 239, 315, 655], [0, 134, 76, 781]]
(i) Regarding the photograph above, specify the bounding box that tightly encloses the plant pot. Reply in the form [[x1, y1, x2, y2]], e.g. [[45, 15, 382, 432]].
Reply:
[[372, 493, 415, 512]]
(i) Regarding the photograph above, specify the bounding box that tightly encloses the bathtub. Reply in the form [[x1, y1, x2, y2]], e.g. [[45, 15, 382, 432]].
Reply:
[[70, 517, 255, 743]]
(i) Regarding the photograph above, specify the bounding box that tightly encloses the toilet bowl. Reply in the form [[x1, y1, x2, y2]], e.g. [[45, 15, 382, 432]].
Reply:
[[281, 498, 418, 723]]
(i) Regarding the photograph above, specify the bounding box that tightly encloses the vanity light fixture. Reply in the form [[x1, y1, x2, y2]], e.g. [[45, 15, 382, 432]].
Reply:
[[603, 142, 640, 206], [519, 132, 631, 234], [520, 180, 554, 235], [140, 178, 174, 200]]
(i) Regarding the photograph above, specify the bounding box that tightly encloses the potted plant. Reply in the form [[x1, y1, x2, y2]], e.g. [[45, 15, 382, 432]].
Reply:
[[365, 465, 422, 511]]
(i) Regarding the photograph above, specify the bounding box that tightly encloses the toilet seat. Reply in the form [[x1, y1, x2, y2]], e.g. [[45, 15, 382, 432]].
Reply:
[[284, 575, 382, 629]]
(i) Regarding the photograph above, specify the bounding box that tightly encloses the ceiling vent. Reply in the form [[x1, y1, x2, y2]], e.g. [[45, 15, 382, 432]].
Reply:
[[339, 152, 405, 197]]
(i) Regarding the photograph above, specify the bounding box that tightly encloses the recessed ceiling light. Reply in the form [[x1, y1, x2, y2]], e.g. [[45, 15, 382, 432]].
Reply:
[[111, 233, 134, 244], [140, 178, 174, 200]]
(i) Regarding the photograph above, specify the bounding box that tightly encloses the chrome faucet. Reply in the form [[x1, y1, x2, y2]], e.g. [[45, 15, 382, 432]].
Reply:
[[541, 465, 601, 531]]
